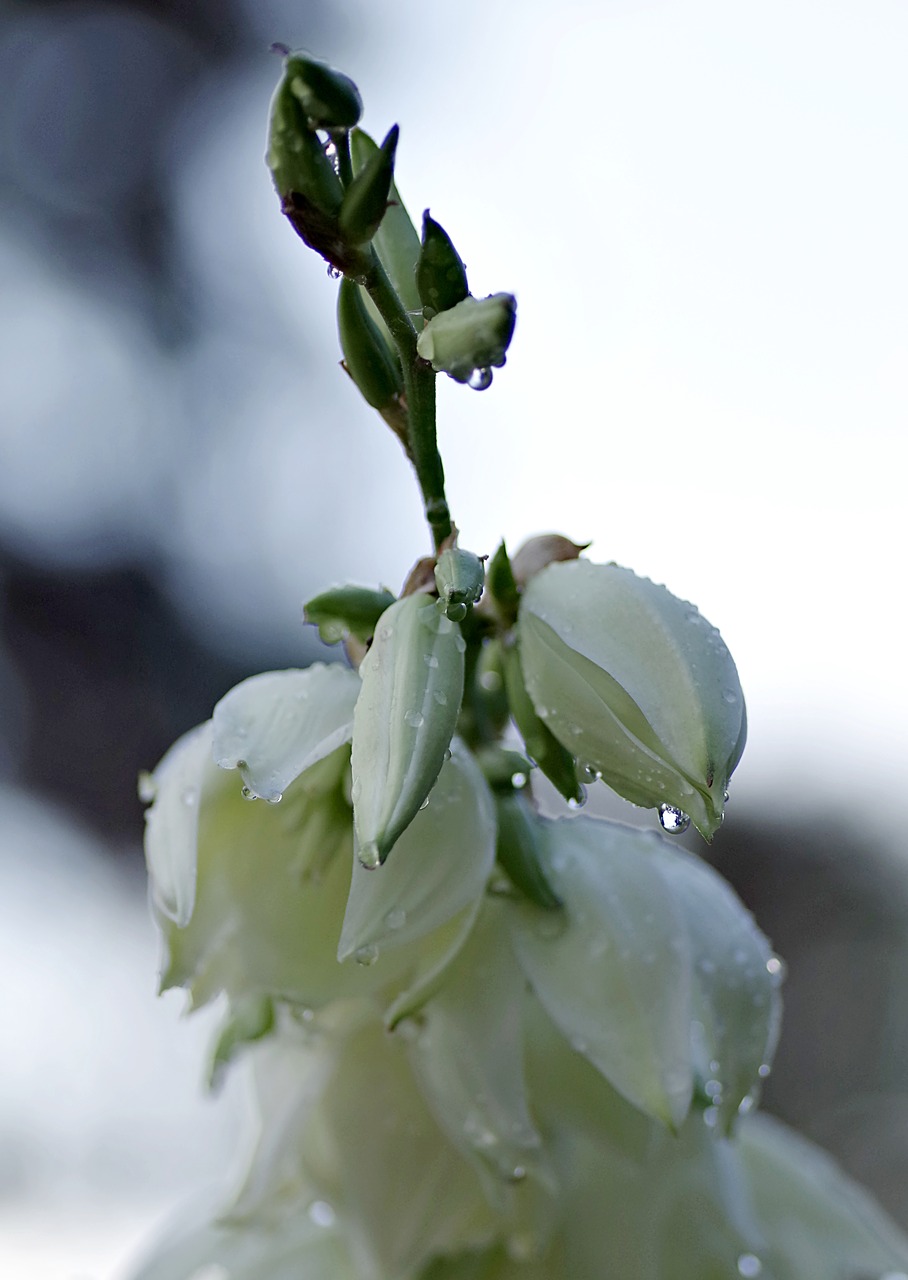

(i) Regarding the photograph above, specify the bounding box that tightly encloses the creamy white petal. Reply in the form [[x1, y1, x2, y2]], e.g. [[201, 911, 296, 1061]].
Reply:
[[142, 721, 212, 926], [213, 664, 360, 802]]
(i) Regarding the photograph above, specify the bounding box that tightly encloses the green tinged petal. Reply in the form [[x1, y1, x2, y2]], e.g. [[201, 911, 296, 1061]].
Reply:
[[352, 594, 465, 866], [416, 294, 517, 384], [508, 817, 694, 1128], [212, 664, 359, 803], [519, 560, 746, 838], [340, 739, 495, 960], [303, 582, 397, 645]]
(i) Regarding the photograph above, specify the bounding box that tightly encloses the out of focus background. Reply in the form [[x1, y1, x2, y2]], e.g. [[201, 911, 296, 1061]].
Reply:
[[1, 0, 906, 1274]]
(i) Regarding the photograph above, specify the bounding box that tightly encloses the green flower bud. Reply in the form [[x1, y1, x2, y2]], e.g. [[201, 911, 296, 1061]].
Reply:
[[434, 547, 485, 621], [417, 211, 469, 318], [304, 580, 397, 644], [267, 72, 344, 213], [336, 278, 404, 411], [518, 560, 746, 839], [486, 540, 520, 625], [283, 52, 362, 130], [416, 293, 517, 387], [494, 793, 562, 911], [500, 640, 584, 806], [351, 128, 422, 317], [351, 594, 466, 866], [338, 124, 399, 246]]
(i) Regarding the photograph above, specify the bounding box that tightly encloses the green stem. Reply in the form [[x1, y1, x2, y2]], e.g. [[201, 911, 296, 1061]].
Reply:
[[332, 129, 354, 187], [362, 250, 452, 550]]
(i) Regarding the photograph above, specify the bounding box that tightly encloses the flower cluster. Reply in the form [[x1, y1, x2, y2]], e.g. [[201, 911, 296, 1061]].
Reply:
[[137, 552, 908, 1279]]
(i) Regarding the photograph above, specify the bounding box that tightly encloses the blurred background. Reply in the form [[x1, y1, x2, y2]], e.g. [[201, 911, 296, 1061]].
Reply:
[[1, 0, 906, 1274]]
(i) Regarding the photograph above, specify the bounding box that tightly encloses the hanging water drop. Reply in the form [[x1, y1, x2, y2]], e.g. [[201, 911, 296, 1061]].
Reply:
[[736, 1255, 762, 1278], [467, 366, 493, 390], [511, 771, 528, 789], [766, 955, 785, 982], [658, 804, 691, 834], [567, 787, 587, 811], [359, 841, 382, 870], [479, 670, 502, 692], [445, 601, 469, 621], [326, 264, 342, 279], [308, 1199, 337, 1228], [266, 792, 283, 805], [181, 787, 198, 808], [354, 943, 379, 966], [241, 785, 259, 802]]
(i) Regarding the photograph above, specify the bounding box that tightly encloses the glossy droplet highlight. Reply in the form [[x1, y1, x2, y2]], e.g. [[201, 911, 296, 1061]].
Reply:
[[405, 710, 425, 728], [384, 907, 407, 930], [266, 792, 283, 805], [241, 785, 259, 802], [181, 787, 198, 808], [308, 1199, 336, 1228], [359, 841, 382, 870], [468, 366, 493, 390], [511, 771, 528, 789], [326, 264, 342, 279], [354, 943, 379, 966], [658, 804, 691, 834]]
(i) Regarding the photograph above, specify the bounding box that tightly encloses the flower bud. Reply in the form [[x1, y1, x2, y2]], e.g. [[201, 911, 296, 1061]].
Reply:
[[494, 792, 561, 911], [434, 547, 485, 621], [267, 72, 344, 213], [500, 640, 584, 806], [351, 594, 466, 866], [417, 211, 469, 318], [351, 128, 422, 316], [304, 580, 397, 644], [416, 293, 516, 386], [486, 539, 520, 626], [518, 560, 746, 839], [282, 52, 362, 129], [510, 533, 588, 587], [338, 124, 399, 246], [336, 278, 404, 410]]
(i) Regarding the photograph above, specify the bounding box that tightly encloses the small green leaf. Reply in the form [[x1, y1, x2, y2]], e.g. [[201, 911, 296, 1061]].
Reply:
[[486, 540, 520, 624], [417, 210, 470, 317], [494, 793, 562, 911], [304, 581, 397, 643]]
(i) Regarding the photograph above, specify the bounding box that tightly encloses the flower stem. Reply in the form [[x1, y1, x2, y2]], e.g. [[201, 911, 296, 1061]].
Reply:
[[362, 250, 452, 550]]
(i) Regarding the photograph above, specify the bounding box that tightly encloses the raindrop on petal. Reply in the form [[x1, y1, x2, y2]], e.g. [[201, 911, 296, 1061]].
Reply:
[[658, 804, 691, 834], [354, 944, 379, 966], [468, 367, 493, 390], [736, 1256, 763, 1278]]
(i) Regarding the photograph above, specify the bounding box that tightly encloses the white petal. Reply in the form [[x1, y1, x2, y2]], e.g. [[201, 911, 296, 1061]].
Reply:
[[508, 817, 695, 1128], [338, 739, 495, 960], [212, 664, 360, 802], [142, 721, 211, 926]]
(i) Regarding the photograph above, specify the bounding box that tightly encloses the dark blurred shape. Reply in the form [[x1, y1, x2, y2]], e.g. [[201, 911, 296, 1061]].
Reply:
[[0, 543, 271, 845], [711, 812, 908, 1229]]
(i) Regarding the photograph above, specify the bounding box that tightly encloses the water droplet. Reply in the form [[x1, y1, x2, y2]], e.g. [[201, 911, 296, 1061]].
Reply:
[[266, 792, 283, 805], [723, 787, 730, 802], [508, 1164, 527, 1183], [354, 943, 379, 966], [480, 670, 502, 692], [241, 785, 259, 802], [308, 1199, 336, 1228], [511, 771, 528, 789], [384, 907, 407, 931], [300, 1007, 314, 1023], [443, 747, 453, 762], [378, 624, 394, 641], [757, 1063, 771, 1079], [468, 367, 493, 391], [567, 787, 588, 810], [736, 1255, 763, 1278], [658, 804, 691, 834], [703, 1105, 719, 1128], [433, 689, 448, 706], [405, 710, 425, 728], [424, 653, 439, 668], [359, 842, 381, 870], [181, 787, 198, 808], [419, 796, 430, 810], [722, 689, 738, 704], [453, 633, 467, 654], [766, 955, 785, 982], [579, 763, 602, 783], [704, 1079, 723, 1099], [738, 1093, 756, 1116], [446, 600, 469, 621], [326, 264, 342, 279]]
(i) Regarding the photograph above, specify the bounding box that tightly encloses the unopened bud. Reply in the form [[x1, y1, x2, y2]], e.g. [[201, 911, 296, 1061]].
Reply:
[[283, 52, 362, 129], [416, 293, 516, 385], [434, 547, 485, 621], [339, 125, 399, 246], [337, 278, 403, 410], [417, 211, 469, 318]]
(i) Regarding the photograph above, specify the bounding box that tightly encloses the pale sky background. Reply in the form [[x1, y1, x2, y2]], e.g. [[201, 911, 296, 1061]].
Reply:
[[1, 0, 906, 1274]]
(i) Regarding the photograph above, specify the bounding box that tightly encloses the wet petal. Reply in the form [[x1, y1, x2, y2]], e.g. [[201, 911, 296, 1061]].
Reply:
[[142, 721, 211, 926]]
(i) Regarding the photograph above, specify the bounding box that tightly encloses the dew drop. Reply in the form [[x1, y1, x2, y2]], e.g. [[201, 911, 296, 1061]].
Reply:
[[359, 842, 381, 870], [241, 785, 259, 802], [433, 690, 448, 706], [181, 787, 198, 808], [722, 689, 738, 704], [511, 771, 528, 789], [766, 955, 785, 982], [468, 367, 493, 391], [738, 1093, 756, 1116], [579, 763, 602, 783], [354, 944, 379, 966], [266, 792, 283, 805], [736, 1255, 763, 1278], [757, 1063, 771, 1079], [445, 600, 469, 622], [567, 787, 587, 810], [480, 670, 502, 692], [704, 1079, 723, 1100], [443, 747, 453, 762], [308, 1199, 336, 1228], [508, 1164, 527, 1183], [405, 710, 425, 728], [384, 907, 407, 931], [424, 653, 439, 668], [326, 264, 342, 279], [453, 633, 467, 654], [703, 1105, 719, 1128], [724, 787, 730, 802], [658, 804, 691, 834], [419, 796, 430, 810]]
